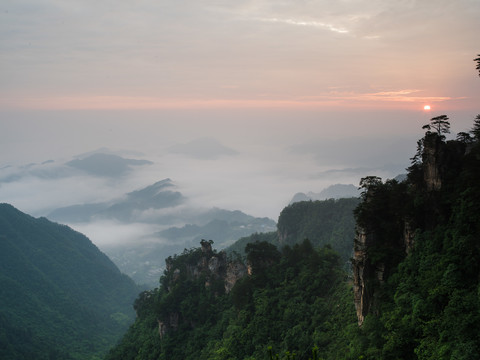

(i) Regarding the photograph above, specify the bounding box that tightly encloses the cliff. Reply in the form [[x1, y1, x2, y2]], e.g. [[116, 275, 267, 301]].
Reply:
[[156, 240, 247, 335], [352, 129, 473, 326]]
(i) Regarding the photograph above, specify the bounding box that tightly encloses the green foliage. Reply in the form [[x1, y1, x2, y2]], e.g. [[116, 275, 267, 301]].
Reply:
[[471, 114, 480, 140], [422, 115, 450, 139], [107, 240, 357, 360], [276, 198, 359, 266], [349, 117, 480, 359], [0, 204, 140, 359], [226, 231, 278, 258]]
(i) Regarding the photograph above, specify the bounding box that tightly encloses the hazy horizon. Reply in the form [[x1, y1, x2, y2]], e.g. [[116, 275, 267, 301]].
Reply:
[[1, 0, 479, 247]]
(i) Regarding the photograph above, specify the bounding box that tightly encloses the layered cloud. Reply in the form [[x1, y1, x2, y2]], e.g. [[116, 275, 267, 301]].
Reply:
[[2, 0, 479, 110]]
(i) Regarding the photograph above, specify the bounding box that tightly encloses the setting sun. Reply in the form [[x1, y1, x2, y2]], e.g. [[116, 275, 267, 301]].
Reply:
[[423, 105, 431, 111]]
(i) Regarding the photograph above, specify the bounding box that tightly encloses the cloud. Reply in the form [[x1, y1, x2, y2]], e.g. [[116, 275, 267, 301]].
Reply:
[[2, 0, 479, 113], [257, 17, 349, 33], [69, 220, 166, 247], [289, 135, 417, 171], [66, 153, 153, 177], [167, 137, 239, 160]]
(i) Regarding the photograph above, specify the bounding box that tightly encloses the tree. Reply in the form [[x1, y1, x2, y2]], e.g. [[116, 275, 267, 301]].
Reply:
[[410, 138, 425, 166], [471, 114, 480, 140], [422, 115, 450, 138], [456, 131, 473, 143], [358, 176, 382, 199], [475, 54, 480, 77]]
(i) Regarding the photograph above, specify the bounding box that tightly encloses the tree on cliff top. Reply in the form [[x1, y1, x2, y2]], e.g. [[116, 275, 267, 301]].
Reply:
[[422, 115, 450, 139]]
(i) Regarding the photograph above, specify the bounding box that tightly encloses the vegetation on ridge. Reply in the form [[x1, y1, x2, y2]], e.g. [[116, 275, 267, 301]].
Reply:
[[0, 204, 140, 360]]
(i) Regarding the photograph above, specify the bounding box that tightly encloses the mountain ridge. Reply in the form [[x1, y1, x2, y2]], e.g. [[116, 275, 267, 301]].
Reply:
[[0, 203, 140, 359]]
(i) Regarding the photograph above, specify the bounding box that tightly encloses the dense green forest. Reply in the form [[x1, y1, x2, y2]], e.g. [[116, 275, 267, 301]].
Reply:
[[227, 197, 359, 268], [105, 240, 357, 360], [348, 113, 480, 359], [0, 204, 141, 360]]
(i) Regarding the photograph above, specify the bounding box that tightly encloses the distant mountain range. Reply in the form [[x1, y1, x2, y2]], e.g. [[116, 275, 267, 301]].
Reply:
[[0, 152, 154, 183], [0, 203, 140, 359], [290, 183, 360, 204], [48, 178, 183, 223], [66, 153, 153, 177], [47, 177, 276, 287]]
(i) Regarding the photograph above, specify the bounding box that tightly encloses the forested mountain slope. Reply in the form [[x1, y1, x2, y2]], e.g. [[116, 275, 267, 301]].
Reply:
[[227, 197, 359, 267], [105, 240, 357, 360], [0, 204, 140, 360], [350, 115, 480, 359]]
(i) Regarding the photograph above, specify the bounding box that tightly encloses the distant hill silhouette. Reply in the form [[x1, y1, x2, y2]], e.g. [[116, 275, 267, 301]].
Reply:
[[66, 153, 152, 177], [290, 183, 360, 204]]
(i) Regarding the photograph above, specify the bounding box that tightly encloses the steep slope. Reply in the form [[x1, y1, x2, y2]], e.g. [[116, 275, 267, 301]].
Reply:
[[0, 204, 140, 360], [350, 120, 480, 358], [227, 197, 359, 265]]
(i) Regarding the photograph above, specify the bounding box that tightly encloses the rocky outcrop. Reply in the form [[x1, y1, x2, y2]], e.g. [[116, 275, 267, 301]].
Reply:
[[165, 240, 247, 291], [403, 220, 416, 254], [225, 261, 247, 293], [353, 216, 418, 325], [352, 228, 377, 325], [160, 240, 247, 333], [422, 133, 443, 191]]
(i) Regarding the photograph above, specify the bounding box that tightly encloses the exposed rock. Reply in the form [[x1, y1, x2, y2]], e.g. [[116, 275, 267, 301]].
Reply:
[[158, 320, 167, 339], [158, 241, 248, 335], [422, 134, 443, 191], [225, 261, 247, 293], [352, 227, 375, 326], [404, 220, 416, 254]]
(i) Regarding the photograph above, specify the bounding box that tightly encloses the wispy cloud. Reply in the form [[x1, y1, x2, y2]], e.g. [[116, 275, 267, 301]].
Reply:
[[258, 17, 349, 34], [0, 90, 464, 111], [296, 89, 459, 105]]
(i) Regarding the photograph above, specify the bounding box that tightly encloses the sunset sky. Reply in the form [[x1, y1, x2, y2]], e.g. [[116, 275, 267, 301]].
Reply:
[[1, 0, 480, 225]]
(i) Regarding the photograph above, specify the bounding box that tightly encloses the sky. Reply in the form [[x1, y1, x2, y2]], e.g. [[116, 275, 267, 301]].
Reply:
[[1, 0, 480, 242]]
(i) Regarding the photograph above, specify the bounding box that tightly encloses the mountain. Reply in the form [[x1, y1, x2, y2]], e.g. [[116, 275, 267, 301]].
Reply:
[[104, 195, 361, 358], [0, 204, 140, 360], [47, 179, 276, 287], [104, 211, 276, 287], [349, 120, 480, 357], [47, 178, 184, 223], [66, 153, 153, 177], [106, 112, 480, 359], [227, 197, 359, 269], [290, 183, 360, 204], [0, 152, 152, 184], [105, 240, 356, 360]]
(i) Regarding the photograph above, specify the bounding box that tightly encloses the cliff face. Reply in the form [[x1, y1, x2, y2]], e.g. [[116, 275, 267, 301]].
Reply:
[[352, 223, 412, 325], [159, 240, 247, 335], [352, 131, 469, 325], [352, 228, 373, 325], [165, 240, 246, 292], [422, 133, 444, 191]]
